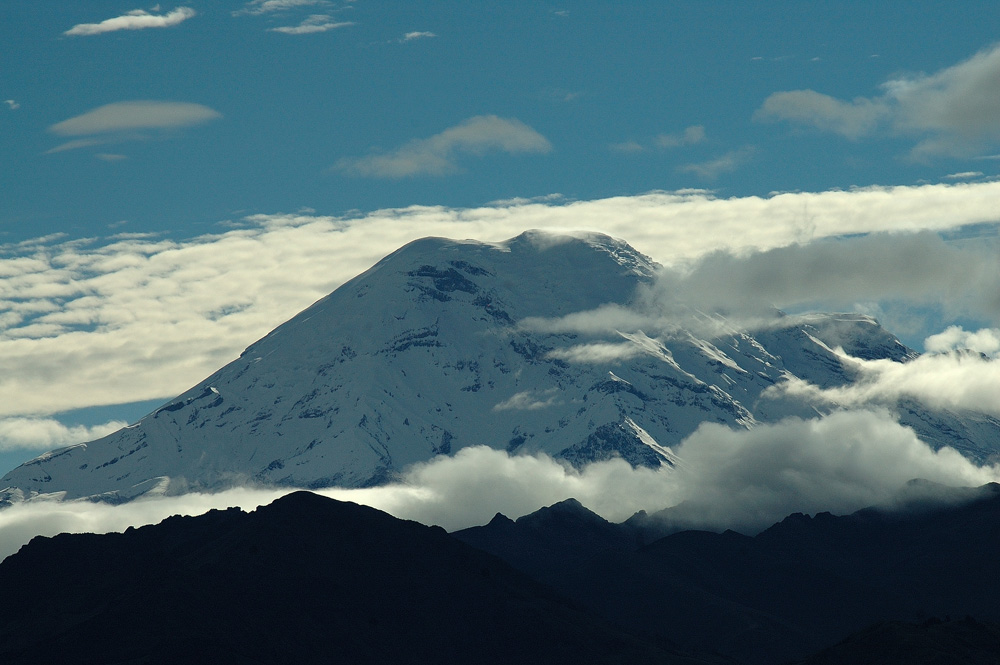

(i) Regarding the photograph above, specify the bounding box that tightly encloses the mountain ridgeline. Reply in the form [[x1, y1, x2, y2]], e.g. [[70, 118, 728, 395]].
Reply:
[[2, 231, 998, 503]]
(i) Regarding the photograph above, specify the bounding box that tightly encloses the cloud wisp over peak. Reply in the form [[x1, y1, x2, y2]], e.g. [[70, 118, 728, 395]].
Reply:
[[756, 42, 1000, 159], [64, 7, 196, 36], [336, 115, 552, 177]]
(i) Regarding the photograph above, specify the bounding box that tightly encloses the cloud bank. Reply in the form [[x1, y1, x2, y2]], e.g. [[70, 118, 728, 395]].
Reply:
[[757, 42, 1000, 159], [336, 115, 552, 177], [65, 7, 196, 36], [0, 409, 996, 560], [1, 183, 999, 431]]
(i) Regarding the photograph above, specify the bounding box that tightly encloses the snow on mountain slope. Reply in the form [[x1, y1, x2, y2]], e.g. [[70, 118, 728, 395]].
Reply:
[[2, 231, 996, 503]]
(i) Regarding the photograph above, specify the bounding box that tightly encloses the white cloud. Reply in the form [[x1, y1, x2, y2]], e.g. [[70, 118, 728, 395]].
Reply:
[[65, 7, 195, 36], [336, 115, 552, 177], [0, 409, 996, 559], [660, 409, 999, 531], [0, 418, 126, 452], [3, 100, 18, 111], [1, 183, 1000, 425], [545, 342, 644, 364], [944, 171, 984, 179], [401, 31, 436, 42], [925, 326, 1000, 355], [492, 389, 561, 411], [767, 350, 1000, 417], [270, 15, 353, 34], [757, 43, 1000, 158]]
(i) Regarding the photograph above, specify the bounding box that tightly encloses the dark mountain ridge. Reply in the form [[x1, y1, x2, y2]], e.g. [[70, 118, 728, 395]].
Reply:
[[0, 491, 714, 665], [454, 482, 1000, 664]]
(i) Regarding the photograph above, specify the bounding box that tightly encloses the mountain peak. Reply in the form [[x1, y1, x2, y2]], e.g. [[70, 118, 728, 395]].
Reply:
[[1, 232, 994, 504]]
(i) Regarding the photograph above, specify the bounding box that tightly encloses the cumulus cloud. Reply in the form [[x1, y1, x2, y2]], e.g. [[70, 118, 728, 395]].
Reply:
[[336, 115, 552, 177], [925, 326, 1000, 355], [65, 7, 195, 36], [756, 43, 1000, 158], [270, 15, 353, 34], [1, 409, 997, 559], [1, 183, 1000, 428], [756, 90, 888, 139], [0, 418, 126, 452], [660, 409, 999, 531]]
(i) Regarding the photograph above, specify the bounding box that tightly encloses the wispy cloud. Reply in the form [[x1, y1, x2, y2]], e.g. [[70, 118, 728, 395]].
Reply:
[[3, 100, 19, 111], [0, 418, 126, 452], [401, 31, 436, 42], [64, 7, 195, 36], [756, 43, 1000, 159], [678, 146, 754, 179], [611, 125, 705, 153], [943, 171, 984, 180], [336, 115, 552, 177], [270, 14, 353, 34], [234, 0, 332, 15], [46, 101, 221, 153]]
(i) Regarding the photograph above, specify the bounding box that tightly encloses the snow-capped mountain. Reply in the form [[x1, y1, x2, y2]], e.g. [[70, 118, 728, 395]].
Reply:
[[2, 231, 997, 503]]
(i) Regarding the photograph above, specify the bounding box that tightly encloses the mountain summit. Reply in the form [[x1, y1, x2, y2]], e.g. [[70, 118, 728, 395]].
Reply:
[[2, 231, 996, 502]]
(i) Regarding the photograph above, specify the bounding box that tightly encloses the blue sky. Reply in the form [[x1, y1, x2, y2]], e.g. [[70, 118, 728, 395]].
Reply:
[[2, 2, 1000, 475]]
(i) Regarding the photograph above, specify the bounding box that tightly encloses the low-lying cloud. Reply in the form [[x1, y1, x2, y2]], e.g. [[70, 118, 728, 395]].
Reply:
[[767, 350, 1000, 417], [0, 409, 996, 561]]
